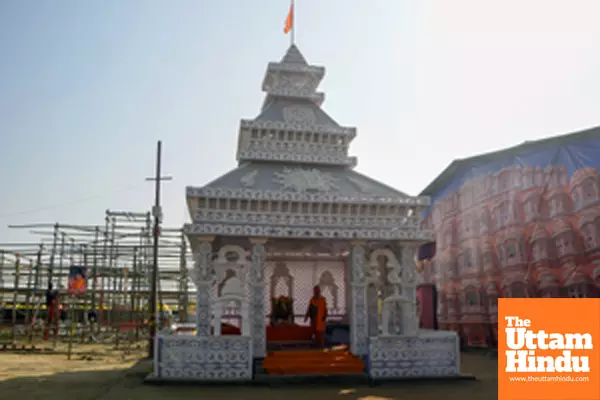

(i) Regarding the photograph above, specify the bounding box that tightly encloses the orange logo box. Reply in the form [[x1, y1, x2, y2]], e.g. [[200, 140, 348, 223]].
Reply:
[[498, 299, 600, 400]]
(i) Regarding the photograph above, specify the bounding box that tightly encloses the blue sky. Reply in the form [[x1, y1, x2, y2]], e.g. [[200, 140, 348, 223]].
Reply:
[[1, 0, 600, 246]]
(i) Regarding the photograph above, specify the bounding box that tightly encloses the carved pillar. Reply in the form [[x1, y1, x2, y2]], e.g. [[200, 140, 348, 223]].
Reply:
[[192, 237, 214, 338], [213, 302, 222, 336], [249, 237, 267, 358], [366, 284, 380, 337], [400, 242, 420, 336], [349, 241, 368, 356]]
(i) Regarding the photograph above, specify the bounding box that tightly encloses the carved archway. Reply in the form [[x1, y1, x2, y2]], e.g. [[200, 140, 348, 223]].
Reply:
[[214, 245, 248, 297], [269, 262, 294, 300], [317, 270, 339, 310]]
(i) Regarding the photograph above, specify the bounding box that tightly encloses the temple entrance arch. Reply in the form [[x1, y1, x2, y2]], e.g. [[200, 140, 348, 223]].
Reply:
[[264, 240, 348, 325], [213, 244, 249, 329]]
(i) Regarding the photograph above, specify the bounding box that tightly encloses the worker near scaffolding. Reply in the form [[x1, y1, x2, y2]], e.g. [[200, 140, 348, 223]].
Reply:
[[44, 283, 60, 340]]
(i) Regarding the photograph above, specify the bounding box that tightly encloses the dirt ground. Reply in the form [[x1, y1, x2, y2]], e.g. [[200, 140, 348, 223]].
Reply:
[[0, 345, 498, 400]]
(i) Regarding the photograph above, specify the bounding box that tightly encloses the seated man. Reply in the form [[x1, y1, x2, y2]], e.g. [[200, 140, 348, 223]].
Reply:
[[304, 285, 327, 348]]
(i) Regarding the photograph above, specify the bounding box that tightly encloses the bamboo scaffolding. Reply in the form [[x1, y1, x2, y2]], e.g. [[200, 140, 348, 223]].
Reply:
[[1, 207, 190, 355]]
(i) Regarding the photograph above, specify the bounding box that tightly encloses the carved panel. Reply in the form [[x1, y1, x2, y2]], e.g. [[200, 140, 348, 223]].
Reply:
[[240, 118, 356, 136], [155, 335, 253, 381], [238, 150, 353, 166], [273, 167, 339, 193], [192, 241, 213, 284], [187, 185, 431, 206], [192, 210, 421, 229], [185, 223, 434, 242], [195, 283, 211, 338], [240, 170, 258, 188], [283, 106, 317, 125], [368, 332, 460, 379]]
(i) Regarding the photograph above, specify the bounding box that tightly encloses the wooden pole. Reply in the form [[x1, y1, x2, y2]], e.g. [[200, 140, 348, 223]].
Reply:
[[11, 256, 20, 344], [0, 250, 5, 291], [57, 233, 66, 290], [131, 247, 137, 336], [47, 224, 59, 287], [178, 234, 188, 323], [99, 216, 109, 329], [28, 245, 43, 343], [67, 295, 75, 360], [108, 216, 116, 330], [80, 246, 88, 344], [148, 140, 165, 358], [24, 261, 33, 324], [90, 227, 99, 311]]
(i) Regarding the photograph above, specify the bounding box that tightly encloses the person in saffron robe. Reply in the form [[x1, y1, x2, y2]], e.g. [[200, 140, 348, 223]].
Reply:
[[304, 285, 327, 348]]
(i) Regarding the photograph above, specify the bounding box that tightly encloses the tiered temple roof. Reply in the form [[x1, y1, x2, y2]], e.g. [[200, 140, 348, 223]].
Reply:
[[184, 45, 432, 242]]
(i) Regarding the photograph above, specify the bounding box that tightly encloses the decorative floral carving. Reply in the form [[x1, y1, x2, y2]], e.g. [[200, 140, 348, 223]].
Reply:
[[155, 335, 253, 381], [238, 138, 353, 166], [191, 241, 214, 338], [240, 119, 355, 135], [195, 282, 212, 338], [185, 222, 434, 242], [192, 241, 213, 284], [193, 209, 420, 229], [368, 334, 460, 379], [273, 167, 339, 193], [238, 150, 354, 166], [240, 170, 258, 187], [188, 185, 430, 206], [350, 245, 366, 285], [250, 242, 266, 283], [282, 105, 317, 125]]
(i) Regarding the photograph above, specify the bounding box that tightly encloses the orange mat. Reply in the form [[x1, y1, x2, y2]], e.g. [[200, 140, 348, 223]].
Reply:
[[262, 350, 365, 375]]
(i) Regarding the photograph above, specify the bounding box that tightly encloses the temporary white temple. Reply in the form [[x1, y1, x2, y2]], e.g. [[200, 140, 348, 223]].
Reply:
[[153, 45, 460, 382]]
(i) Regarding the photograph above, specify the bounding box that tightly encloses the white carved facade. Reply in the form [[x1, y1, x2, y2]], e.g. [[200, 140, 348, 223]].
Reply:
[[154, 44, 460, 382]]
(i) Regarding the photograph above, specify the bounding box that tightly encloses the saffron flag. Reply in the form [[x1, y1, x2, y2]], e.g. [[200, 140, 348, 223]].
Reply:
[[284, 3, 294, 34]]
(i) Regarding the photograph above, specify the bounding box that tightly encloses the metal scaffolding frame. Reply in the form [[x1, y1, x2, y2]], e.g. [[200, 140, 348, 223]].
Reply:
[[0, 208, 191, 348]]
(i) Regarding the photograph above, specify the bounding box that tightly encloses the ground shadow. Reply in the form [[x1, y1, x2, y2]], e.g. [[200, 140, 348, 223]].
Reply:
[[0, 353, 497, 400]]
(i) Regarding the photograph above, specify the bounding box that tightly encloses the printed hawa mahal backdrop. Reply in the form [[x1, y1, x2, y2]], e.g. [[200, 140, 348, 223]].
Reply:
[[420, 135, 600, 348]]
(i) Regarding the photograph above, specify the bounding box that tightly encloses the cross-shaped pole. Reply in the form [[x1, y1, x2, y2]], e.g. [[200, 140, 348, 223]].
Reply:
[[145, 140, 172, 358]]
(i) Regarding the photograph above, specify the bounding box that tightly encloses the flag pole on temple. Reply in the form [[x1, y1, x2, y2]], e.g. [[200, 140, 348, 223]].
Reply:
[[284, 0, 295, 45]]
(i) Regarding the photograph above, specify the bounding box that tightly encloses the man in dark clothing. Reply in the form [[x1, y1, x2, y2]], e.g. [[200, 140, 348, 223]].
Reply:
[[87, 309, 98, 323]]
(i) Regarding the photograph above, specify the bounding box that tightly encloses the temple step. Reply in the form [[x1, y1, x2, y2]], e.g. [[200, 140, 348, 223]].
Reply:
[[267, 340, 313, 351], [262, 350, 365, 376]]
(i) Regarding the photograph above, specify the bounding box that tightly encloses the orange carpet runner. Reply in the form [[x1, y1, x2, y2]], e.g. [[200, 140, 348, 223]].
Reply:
[[262, 350, 365, 375]]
